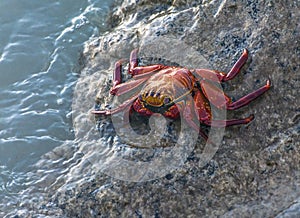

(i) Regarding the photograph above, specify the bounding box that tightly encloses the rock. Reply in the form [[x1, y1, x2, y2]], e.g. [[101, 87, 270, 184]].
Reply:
[[7, 0, 300, 217]]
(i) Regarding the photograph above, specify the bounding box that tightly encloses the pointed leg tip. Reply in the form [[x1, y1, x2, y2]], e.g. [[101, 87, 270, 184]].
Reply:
[[91, 110, 108, 115], [110, 87, 118, 95], [247, 114, 255, 122], [243, 48, 249, 56], [266, 79, 271, 88], [115, 60, 125, 70], [131, 48, 139, 55]]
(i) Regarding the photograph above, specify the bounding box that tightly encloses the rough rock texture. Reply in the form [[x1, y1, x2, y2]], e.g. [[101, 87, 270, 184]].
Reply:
[[6, 0, 299, 217]]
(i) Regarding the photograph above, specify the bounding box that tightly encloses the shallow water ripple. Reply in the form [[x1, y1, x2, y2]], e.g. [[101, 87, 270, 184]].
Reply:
[[0, 0, 113, 213]]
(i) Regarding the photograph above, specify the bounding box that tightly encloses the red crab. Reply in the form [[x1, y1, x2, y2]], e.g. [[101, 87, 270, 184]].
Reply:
[[92, 48, 271, 140]]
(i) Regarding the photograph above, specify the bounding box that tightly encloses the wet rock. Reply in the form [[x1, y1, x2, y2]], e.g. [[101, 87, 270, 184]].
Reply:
[[64, 0, 299, 217], [7, 0, 299, 217]]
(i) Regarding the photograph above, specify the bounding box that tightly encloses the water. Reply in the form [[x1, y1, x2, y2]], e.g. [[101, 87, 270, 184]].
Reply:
[[0, 0, 113, 210]]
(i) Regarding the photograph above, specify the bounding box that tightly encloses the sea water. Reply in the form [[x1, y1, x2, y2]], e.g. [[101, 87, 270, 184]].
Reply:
[[0, 0, 114, 211]]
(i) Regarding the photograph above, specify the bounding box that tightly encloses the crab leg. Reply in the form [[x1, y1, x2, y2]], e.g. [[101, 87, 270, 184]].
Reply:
[[203, 114, 254, 127], [110, 59, 153, 96], [227, 79, 271, 110], [184, 116, 209, 141], [92, 94, 138, 115], [176, 100, 209, 141], [131, 65, 165, 78], [199, 79, 271, 110], [110, 77, 150, 96], [193, 90, 254, 127], [111, 49, 165, 96], [224, 48, 249, 81], [193, 49, 249, 82], [128, 48, 165, 77], [193, 69, 225, 82], [129, 48, 139, 70], [111, 60, 123, 94], [193, 90, 213, 122]]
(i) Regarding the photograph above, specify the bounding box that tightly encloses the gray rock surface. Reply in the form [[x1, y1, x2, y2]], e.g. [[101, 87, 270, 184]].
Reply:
[[6, 0, 299, 217]]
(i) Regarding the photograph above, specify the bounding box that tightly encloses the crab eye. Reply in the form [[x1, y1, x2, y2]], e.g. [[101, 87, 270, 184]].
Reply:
[[150, 91, 155, 97], [163, 97, 172, 105]]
